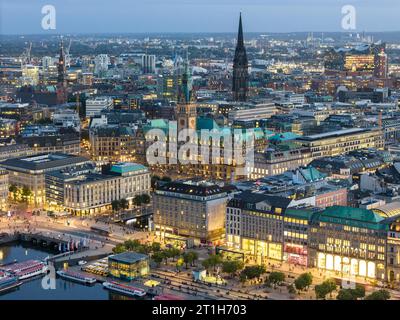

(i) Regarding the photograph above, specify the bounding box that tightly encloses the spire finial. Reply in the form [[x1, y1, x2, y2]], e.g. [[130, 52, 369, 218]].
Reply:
[[238, 12, 244, 47]]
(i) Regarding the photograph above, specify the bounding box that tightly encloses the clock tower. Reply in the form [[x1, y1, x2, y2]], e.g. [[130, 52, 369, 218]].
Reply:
[[176, 57, 197, 133]]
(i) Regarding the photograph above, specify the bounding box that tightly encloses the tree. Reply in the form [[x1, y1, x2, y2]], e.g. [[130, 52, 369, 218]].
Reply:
[[9, 184, 18, 201], [111, 200, 120, 213], [167, 247, 181, 262], [21, 186, 32, 203], [222, 260, 244, 277], [140, 194, 151, 205], [119, 198, 129, 210], [336, 285, 366, 300], [365, 289, 391, 300], [267, 272, 286, 287], [151, 242, 161, 253], [202, 254, 222, 272], [240, 265, 267, 282], [133, 195, 142, 207], [188, 251, 199, 266], [124, 239, 141, 251], [112, 244, 126, 254], [183, 252, 193, 269], [152, 251, 164, 267], [337, 289, 357, 300], [315, 279, 336, 299], [352, 285, 366, 299], [294, 273, 313, 291], [183, 251, 199, 269]]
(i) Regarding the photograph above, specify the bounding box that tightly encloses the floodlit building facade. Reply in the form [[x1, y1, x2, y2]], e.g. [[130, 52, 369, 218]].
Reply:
[[2, 153, 91, 206], [46, 162, 150, 215], [153, 180, 230, 244]]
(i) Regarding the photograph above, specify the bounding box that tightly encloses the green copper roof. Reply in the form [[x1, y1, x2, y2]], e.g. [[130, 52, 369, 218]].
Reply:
[[298, 166, 326, 182], [269, 132, 300, 142], [110, 162, 147, 174], [143, 119, 174, 134], [314, 206, 388, 231], [285, 208, 316, 220], [197, 117, 219, 130]]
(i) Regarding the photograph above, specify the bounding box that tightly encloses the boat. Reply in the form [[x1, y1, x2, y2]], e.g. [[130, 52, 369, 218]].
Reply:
[[1, 260, 48, 280], [0, 276, 22, 293], [103, 281, 146, 297], [56, 270, 97, 284], [153, 294, 184, 300]]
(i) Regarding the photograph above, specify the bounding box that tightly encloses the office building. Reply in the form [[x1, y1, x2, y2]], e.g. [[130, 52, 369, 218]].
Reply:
[[2, 153, 91, 206], [86, 97, 113, 118], [153, 180, 230, 245]]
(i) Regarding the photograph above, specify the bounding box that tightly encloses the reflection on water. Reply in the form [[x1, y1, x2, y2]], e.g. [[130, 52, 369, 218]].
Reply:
[[0, 242, 147, 300]]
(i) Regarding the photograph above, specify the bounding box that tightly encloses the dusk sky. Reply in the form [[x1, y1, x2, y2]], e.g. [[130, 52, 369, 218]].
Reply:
[[1, 0, 399, 34]]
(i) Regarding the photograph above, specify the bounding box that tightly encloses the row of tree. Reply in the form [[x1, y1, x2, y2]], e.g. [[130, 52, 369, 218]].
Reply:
[[110, 194, 151, 213], [112, 239, 199, 269], [9, 184, 32, 203]]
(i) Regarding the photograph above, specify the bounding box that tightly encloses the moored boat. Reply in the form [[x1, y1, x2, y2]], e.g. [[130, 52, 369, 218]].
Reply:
[[0, 276, 22, 293], [153, 293, 185, 300], [56, 270, 97, 284], [103, 281, 146, 297], [1, 260, 48, 280]]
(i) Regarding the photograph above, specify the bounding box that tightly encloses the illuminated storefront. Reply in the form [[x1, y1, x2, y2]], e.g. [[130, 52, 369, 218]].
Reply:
[[284, 244, 308, 266], [316, 252, 382, 279], [241, 238, 283, 262], [108, 252, 149, 281]]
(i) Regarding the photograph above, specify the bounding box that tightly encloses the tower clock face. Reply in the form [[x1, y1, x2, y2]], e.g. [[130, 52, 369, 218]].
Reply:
[[190, 119, 195, 127]]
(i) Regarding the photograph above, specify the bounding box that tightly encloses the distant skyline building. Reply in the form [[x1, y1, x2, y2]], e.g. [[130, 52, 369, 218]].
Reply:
[[232, 13, 249, 102], [94, 54, 110, 77], [56, 40, 67, 104], [142, 54, 156, 74]]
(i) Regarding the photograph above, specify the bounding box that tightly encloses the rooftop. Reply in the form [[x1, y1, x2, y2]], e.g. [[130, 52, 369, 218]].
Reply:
[[108, 252, 148, 264], [156, 180, 230, 197], [110, 162, 148, 175], [1, 153, 90, 171], [297, 128, 369, 141], [313, 206, 387, 230]]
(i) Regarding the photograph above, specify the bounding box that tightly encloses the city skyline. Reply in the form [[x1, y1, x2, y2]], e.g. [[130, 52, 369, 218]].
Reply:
[[1, 0, 400, 35]]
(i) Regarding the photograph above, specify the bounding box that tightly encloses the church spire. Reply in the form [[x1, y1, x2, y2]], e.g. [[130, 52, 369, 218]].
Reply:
[[232, 13, 249, 102], [238, 12, 244, 47]]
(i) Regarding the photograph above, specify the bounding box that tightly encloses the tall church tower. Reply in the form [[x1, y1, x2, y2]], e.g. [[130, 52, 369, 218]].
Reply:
[[176, 57, 197, 133], [232, 13, 249, 102], [57, 39, 67, 104]]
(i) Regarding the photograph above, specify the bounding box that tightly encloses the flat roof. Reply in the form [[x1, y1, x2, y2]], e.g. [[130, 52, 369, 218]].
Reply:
[[297, 128, 369, 141], [108, 252, 148, 264], [110, 162, 147, 174], [1, 153, 90, 171]]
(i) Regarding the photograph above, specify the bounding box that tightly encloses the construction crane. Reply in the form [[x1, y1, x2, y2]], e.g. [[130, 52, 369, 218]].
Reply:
[[20, 42, 32, 67]]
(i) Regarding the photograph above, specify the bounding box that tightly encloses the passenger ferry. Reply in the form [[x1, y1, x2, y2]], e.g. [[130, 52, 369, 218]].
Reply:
[[1, 260, 48, 280], [153, 294, 184, 300], [103, 281, 146, 297], [56, 270, 97, 285], [0, 276, 22, 293]]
